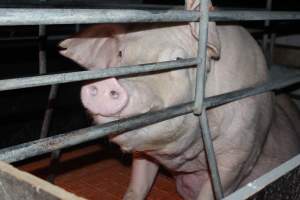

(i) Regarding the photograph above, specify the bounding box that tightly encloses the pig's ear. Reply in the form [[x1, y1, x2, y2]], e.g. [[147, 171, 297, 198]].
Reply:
[[59, 38, 99, 69], [59, 25, 125, 69], [185, 0, 221, 59], [59, 36, 121, 69]]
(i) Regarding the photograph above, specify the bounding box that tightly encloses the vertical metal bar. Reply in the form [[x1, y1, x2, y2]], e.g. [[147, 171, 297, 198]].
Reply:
[[193, 0, 224, 198], [47, 149, 61, 183], [263, 0, 273, 66], [193, 0, 209, 114], [38, 24, 61, 183], [200, 108, 224, 200], [75, 24, 80, 32], [38, 25, 46, 74], [269, 33, 276, 65], [39, 24, 58, 139], [40, 85, 59, 138]]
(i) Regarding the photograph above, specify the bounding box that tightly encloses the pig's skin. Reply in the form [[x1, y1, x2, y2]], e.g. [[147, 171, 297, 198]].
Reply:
[[59, 6, 300, 200]]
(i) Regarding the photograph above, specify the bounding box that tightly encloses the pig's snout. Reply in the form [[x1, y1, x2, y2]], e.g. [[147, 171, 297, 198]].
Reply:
[[81, 78, 129, 116]]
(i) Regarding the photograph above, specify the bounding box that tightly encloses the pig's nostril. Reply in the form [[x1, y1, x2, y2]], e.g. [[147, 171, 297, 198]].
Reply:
[[90, 86, 98, 96], [110, 90, 119, 99]]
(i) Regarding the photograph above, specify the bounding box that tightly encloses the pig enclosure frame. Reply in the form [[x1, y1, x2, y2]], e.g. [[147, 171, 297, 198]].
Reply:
[[0, 1, 300, 199]]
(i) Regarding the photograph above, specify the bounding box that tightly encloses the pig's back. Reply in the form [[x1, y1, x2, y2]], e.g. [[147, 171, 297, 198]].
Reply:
[[206, 25, 268, 98]]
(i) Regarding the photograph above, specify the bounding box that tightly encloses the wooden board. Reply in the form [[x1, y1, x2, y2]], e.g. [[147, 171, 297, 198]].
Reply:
[[0, 161, 86, 200]]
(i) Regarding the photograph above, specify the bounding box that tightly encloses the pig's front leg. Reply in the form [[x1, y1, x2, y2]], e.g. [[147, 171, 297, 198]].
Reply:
[[123, 153, 159, 200]]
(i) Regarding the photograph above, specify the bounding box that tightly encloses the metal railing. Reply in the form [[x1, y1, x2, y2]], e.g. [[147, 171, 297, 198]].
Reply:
[[0, 2, 299, 200]]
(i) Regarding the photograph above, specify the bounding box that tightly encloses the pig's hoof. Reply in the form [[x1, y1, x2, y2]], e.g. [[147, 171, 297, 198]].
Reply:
[[123, 189, 144, 200]]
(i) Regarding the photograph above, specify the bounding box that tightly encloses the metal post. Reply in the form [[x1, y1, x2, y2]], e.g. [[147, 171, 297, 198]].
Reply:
[[38, 25, 46, 74], [193, 0, 224, 199], [263, 0, 273, 65], [200, 108, 224, 200], [75, 24, 80, 32], [269, 32, 276, 65], [193, 0, 209, 115], [38, 24, 61, 183]]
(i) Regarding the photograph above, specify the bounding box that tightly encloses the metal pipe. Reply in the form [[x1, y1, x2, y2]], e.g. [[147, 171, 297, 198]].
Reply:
[[38, 25, 47, 74], [0, 3, 183, 10], [39, 24, 53, 139], [0, 35, 69, 41], [0, 58, 198, 91], [1, 9, 300, 26], [193, 0, 209, 115], [199, 108, 224, 199], [263, 0, 273, 65], [38, 24, 61, 183], [0, 102, 194, 163], [223, 154, 300, 200], [269, 33, 276, 65], [40, 85, 58, 138], [1, 73, 300, 163], [210, 11, 300, 21]]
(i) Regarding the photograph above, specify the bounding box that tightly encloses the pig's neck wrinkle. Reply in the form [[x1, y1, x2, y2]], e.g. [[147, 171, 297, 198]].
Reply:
[[148, 131, 207, 172]]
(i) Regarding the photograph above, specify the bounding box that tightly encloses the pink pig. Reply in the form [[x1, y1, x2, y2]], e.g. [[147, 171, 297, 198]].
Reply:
[[59, 0, 300, 199]]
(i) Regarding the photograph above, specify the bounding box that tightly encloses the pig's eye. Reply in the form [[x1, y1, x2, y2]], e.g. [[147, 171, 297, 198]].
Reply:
[[118, 50, 123, 58], [176, 57, 183, 60]]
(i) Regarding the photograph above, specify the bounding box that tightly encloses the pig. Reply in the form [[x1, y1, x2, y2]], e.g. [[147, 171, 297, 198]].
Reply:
[[59, 0, 300, 199]]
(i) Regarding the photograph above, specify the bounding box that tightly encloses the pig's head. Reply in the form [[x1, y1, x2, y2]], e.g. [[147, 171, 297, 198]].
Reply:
[[59, 0, 220, 153]]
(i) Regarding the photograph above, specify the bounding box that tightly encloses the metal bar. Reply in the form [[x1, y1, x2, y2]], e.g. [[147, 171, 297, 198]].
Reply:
[[75, 24, 80, 32], [1, 9, 300, 26], [200, 108, 224, 199], [47, 149, 61, 183], [39, 24, 53, 139], [223, 154, 300, 200], [269, 33, 276, 65], [0, 58, 198, 91], [194, 2, 224, 198], [38, 24, 61, 182], [263, 0, 273, 65], [0, 35, 69, 41], [193, 0, 209, 114], [210, 11, 300, 21], [205, 73, 300, 108], [0, 2, 182, 10], [1, 73, 300, 163], [40, 85, 58, 138], [38, 25, 46, 74], [0, 102, 194, 163]]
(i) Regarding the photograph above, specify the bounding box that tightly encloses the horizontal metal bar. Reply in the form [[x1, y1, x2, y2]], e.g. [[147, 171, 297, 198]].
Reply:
[[223, 154, 300, 200], [0, 73, 299, 163], [0, 3, 182, 10], [0, 102, 194, 163], [210, 11, 300, 21], [0, 9, 197, 25], [0, 58, 197, 91], [0, 35, 68, 41], [206, 73, 300, 108], [0, 9, 300, 26]]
